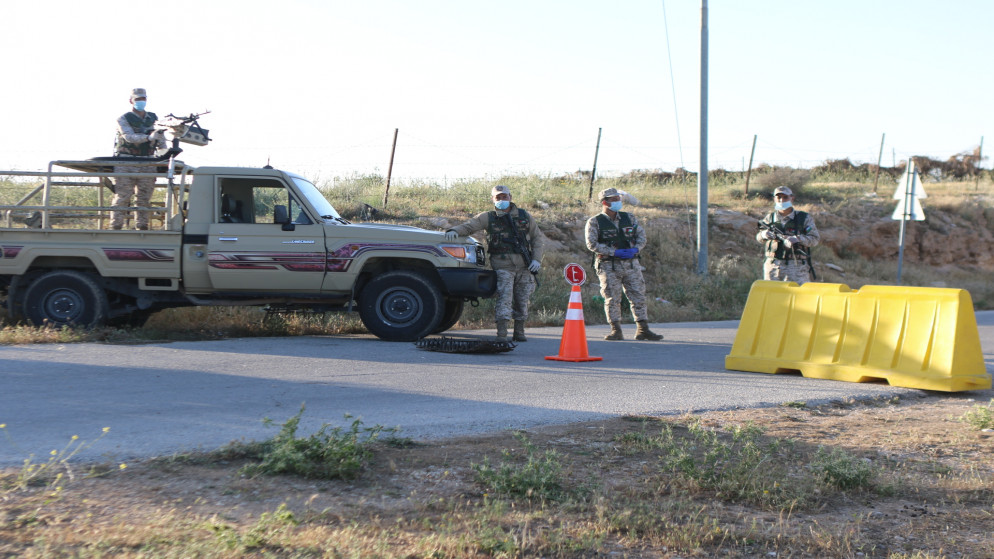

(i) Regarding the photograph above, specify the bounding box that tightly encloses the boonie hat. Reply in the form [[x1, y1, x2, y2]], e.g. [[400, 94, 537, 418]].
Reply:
[[130, 88, 147, 100], [773, 186, 793, 196], [598, 187, 620, 201], [491, 185, 511, 197]]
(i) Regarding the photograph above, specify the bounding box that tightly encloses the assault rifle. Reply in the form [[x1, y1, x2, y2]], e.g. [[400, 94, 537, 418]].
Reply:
[[501, 213, 539, 287], [758, 221, 817, 280]]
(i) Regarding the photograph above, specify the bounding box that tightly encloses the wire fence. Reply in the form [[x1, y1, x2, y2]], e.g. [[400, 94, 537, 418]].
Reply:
[[2, 133, 985, 187]]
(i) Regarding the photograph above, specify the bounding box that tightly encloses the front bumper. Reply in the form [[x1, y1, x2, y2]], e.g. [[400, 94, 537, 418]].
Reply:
[[438, 268, 497, 298]]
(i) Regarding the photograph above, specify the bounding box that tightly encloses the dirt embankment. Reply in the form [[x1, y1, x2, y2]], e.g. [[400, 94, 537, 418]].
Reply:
[[708, 200, 994, 272], [434, 197, 994, 276]]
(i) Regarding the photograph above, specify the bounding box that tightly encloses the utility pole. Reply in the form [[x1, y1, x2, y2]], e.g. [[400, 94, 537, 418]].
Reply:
[[588, 127, 602, 200], [383, 128, 399, 208], [696, 0, 709, 275], [744, 134, 756, 196], [976, 136, 984, 191], [873, 133, 885, 193]]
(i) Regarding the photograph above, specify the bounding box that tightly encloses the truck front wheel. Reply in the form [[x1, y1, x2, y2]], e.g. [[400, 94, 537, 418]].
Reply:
[[23, 270, 109, 328], [358, 271, 443, 341], [433, 298, 464, 334]]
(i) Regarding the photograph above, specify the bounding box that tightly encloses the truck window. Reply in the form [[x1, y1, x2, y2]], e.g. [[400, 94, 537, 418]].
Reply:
[[219, 178, 306, 224]]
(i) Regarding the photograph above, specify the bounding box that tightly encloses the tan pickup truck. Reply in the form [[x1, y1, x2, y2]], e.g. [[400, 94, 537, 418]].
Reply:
[[0, 158, 495, 341]]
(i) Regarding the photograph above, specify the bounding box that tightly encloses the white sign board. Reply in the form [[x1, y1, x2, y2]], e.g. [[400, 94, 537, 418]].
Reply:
[[892, 161, 927, 221], [892, 197, 926, 221]]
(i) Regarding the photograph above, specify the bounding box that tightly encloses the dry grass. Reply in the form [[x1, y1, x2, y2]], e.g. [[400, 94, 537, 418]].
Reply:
[[2, 394, 992, 557]]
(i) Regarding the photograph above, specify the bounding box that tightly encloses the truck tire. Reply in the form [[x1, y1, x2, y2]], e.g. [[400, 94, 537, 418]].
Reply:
[[433, 298, 464, 334], [358, 270, 443, 341], [23, 270, 109, 328]]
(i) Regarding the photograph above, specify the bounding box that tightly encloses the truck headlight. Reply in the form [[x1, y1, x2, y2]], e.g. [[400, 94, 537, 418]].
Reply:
[[440, 244, 478, 264]]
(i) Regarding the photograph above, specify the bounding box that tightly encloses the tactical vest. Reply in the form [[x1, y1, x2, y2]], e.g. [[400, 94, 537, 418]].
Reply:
[[595, 212, 637, 255], [115, 111, 158, 156], [762, 210, 810, 260], [487, 208, 531, 255]]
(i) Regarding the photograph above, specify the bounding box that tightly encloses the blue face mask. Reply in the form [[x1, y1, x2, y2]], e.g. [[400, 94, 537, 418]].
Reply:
[[494, 200, 510, 211], [134, 100, 147, 111], [609, 201, 623, 212], [775, 200, 793, 211]]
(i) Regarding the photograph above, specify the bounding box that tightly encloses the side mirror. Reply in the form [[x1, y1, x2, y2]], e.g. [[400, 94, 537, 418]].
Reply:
[[274, 205, 295, 231]]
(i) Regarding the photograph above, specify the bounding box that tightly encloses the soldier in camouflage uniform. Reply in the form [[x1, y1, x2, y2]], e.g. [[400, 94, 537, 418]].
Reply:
[[446, 185, 546, 342], [111, 88, 167, 230], [756, 186, 820, 284], [585, 187, 663, 341]]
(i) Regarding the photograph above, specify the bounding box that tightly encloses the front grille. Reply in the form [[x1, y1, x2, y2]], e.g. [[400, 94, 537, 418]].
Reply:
[[476, 245, 487, 266]]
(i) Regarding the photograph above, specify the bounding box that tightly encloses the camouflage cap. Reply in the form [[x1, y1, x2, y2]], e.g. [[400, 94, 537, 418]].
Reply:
[[598, 187, 620, 201], [491, 185, 511, 197], [773, 186, 793, 196], [130, 88, 147, 100]]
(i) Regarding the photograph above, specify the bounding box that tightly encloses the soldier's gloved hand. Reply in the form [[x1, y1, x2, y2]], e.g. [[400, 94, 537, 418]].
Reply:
[[762, 229, 777, 240], [784, 235, 800, 248], [528, 259, 541, 273], [444, 230, 458, 241], [148, 129, 166, 144], [614, 248, 635, 259]]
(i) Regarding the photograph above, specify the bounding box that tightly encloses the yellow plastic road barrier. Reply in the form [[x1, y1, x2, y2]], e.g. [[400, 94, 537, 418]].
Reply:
[[725, 281, 991, 392]]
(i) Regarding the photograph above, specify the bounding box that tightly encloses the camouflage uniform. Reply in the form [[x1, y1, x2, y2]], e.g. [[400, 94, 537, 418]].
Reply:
[[585, 210, 650, 323], [449, 204, 546, 323], [111, 90, 166, 230], [755, 209, 820, 285]]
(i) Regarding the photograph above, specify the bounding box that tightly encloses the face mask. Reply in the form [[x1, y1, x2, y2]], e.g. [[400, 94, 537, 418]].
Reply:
[[134, 100, 147, 111], [609, 201, 623, 212], [494, 200, 510, 211], [775, 200, 792, 211]]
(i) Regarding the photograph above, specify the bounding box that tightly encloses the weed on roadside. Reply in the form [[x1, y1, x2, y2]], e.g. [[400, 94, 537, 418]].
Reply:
[[472, 431, 570, 502], [238, 404, 396, 480], [959, 399, 994, 430], [0, 425, 122, 493]]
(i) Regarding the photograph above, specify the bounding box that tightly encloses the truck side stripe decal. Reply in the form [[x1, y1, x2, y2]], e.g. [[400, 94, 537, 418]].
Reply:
[[103, 248, 176, 262], [209, 252, 326, 272], [208, 244, 445, 273], [326, 243, 445, 272], [0, 246, 23, 259]]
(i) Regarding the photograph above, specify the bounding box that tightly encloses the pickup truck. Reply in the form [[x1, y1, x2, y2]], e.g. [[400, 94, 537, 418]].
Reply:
[[0, 158, 496, 341]]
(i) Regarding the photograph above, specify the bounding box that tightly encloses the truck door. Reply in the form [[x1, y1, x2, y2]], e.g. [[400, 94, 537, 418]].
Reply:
[[207, 177, 326, 291]]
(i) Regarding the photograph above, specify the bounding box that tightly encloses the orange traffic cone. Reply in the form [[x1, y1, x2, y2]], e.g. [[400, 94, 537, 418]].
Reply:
[[546, 285, 603, 362]]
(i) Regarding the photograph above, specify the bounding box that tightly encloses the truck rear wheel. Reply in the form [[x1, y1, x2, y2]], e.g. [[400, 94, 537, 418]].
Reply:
[[23, 270, 109, 328], [358, 271, 443, 341]]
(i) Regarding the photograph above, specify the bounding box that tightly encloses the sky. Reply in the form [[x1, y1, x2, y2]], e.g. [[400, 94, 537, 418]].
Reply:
[[1, 0, 990, 184]]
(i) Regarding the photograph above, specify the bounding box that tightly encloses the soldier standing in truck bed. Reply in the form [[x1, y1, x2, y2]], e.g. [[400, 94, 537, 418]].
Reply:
[[446, 185, 545, 342], [111, 87, 167, 230]]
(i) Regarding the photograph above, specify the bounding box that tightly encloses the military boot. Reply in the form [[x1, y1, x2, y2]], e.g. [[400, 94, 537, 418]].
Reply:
[[512, 320, 527, 342], [604, 321, 624, 340], [635, 320, 663, 341], [496, 319, 509, 341]]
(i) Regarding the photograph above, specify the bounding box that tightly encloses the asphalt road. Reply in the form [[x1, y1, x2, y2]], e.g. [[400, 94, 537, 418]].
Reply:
[[2, 313, 993, 466]]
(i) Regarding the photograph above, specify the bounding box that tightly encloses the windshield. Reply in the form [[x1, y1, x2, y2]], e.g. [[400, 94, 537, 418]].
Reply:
[[290, 175, 343, 221]]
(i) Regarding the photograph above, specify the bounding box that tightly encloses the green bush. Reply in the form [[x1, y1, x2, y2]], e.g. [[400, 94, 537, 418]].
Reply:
[[472, 432, 567, 501], [811, 446, 876, 490], [657, 419, 803, 508], [959, 399, 994, 430], [240, 404, 394, 480], [756, 166, 811, 195]]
